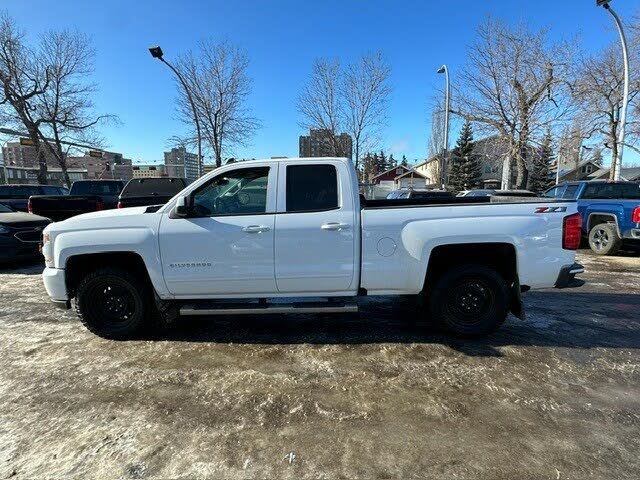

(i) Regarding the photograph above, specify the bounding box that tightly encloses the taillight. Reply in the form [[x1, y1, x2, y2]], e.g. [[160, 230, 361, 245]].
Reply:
[[563, 213, 582, 250], [27, 199, 33, 213], [632, 206, 640, 224], [96, 200, 105, 211], [117, 201, 122, 209]]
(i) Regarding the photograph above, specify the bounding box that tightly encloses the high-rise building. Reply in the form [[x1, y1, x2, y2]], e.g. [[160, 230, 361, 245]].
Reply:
[[164, 147, 199, 180], [1, 141, 59, 168], [299, 129, 353, 159]]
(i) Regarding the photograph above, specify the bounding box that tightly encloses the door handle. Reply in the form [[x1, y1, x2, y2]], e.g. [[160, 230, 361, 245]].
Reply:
[[243, 225, 271, 233], [321, 222, 350, 231]]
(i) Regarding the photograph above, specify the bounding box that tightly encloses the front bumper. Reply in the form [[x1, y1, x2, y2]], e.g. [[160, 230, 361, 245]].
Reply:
[[43, 267, 70, 309], [554, 263, 585, 289]]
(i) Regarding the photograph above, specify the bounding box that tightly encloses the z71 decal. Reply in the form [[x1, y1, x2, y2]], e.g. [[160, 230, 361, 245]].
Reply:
[[535, 206, 567, 213]]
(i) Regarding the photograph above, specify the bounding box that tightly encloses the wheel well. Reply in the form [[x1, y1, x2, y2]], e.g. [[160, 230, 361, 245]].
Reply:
[[65, 252, 152, 298], [424, 243, 517, 292], [587, 213, 617, 232]]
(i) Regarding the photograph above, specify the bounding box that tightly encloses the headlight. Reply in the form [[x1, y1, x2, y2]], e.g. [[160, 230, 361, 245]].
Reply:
[[0, 225, 10, 235]]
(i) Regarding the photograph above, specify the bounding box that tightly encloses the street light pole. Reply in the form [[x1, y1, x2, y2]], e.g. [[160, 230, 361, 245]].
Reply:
[[596, 0, 629, 181], [437, 65, 450, 189], [149, 46, 203, 178]]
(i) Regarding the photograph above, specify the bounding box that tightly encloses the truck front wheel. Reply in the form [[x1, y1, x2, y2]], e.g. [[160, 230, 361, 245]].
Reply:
[[428, 265, 509, 336], [74, 267, 150, 340]]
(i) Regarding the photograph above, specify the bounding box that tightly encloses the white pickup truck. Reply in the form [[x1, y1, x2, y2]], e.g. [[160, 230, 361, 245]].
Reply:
[[41, 157, 584, 339]]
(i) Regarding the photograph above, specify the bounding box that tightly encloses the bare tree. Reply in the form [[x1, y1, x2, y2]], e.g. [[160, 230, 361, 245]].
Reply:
[[426, 99, 444, 182], [297, 58, 348, 157], [341, 51, 391, 171], [427, 99, 445, 158], [452, 17, 575, 188], [37, 30, 114, 186], [298, 52, 392, 172], [573, 28, 640, 179], [0, 13, 51, 183], [176, 40, 259, 167], [0, 13, 112, 185]]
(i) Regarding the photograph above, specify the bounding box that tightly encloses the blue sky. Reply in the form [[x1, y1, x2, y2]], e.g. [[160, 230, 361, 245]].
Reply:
[[5, 0, 637, 165]]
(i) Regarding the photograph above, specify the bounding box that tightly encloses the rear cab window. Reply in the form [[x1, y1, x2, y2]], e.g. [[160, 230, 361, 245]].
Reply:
[[121, 178, 186, 197], [71, 181, 123, 195]]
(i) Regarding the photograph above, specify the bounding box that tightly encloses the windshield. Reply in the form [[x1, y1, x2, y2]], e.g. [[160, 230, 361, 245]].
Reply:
[[0, 203, 13, 212]]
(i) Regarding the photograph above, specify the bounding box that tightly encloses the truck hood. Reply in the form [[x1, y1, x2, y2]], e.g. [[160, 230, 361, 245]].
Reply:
[[0, 211, 50, 225], [47, 206, 150, 231]]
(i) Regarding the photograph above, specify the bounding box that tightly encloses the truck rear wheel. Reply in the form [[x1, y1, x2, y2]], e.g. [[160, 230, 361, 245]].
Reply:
[[428, 265, 509, 336], [588, 223, 622, 256], [74, 267, 150, 340]]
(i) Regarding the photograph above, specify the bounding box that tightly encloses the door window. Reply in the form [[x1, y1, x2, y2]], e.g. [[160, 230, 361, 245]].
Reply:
[[191, 167, 269, 216], [561, 185, 579, 199], [543, 186, 564, 198], [286, 164, 338, 212]]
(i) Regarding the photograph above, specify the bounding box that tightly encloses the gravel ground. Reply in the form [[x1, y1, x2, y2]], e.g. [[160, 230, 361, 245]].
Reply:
[[1, 250, 639, 479]]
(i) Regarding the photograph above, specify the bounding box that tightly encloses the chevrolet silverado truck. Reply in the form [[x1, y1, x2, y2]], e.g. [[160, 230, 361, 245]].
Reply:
[[41, 157, 584, 339], [29, 179, 124, 221], [543, 180, 640, 255]]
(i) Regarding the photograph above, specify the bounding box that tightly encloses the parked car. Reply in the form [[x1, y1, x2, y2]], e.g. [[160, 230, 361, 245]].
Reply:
[[0, 202, 51, 263], [458, 189, 538, 198], [0, 184, 68, 212], [118, 177, 188, 209], [543, 180, 640, 255], [29, 179, 125, 221], [386, 189, 455, 200], [41, 157, 583, 340]]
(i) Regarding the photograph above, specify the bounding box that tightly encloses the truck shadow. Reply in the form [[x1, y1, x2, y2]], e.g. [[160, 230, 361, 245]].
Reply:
[[151, 291, 640, 357]]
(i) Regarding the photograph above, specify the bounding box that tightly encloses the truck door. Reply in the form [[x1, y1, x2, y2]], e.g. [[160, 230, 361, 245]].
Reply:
[[274, 161, 357, 293], [159, 163, 277, 296]]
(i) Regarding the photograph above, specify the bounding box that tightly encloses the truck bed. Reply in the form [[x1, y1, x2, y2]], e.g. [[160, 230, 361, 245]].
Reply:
[[360, 199, 578, 294]]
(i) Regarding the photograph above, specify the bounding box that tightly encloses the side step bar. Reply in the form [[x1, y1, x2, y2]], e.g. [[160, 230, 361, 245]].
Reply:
[[180, 302, 358, 316]]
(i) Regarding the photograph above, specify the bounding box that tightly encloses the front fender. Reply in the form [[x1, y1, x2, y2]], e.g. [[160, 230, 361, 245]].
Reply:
[[54, 227, 170, 297]]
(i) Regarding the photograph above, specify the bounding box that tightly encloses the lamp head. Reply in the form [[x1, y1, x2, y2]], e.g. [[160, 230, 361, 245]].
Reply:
[[437, 65, 446, 74], [149, 46, 164, 59]]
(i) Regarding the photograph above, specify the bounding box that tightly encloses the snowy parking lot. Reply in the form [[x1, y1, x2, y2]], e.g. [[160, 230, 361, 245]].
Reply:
[[1, 250, 639, 479]]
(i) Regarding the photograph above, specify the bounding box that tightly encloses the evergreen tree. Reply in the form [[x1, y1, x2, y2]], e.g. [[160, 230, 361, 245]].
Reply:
[[401, 155, 408, 167], [448, 120, 481, 191], [377, 150, 388, 173], [388, 154, 396, 168], [372, 152, 380, 177], [529, 128, 555, 193]]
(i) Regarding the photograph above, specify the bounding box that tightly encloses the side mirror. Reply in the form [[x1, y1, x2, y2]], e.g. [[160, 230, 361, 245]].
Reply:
[[174, 195, 191, 217]]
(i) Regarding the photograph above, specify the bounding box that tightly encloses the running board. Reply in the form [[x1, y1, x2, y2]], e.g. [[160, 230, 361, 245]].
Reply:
[[180, 301, 358, 316]]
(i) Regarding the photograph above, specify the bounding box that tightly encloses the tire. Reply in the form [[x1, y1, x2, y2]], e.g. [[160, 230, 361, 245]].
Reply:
[[588, 223, 622, 256], [428, 265, 510, 337], [74, 267, 150, 340]]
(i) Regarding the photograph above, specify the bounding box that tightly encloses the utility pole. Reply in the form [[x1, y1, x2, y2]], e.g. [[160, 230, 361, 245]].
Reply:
[[596, 0, 630, 181], [149, 46, 203, 178], [437, 65, 450, 189]]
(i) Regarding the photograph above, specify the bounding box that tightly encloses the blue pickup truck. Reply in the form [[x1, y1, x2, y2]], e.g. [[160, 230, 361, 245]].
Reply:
[[543, 181, 640, 255]]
